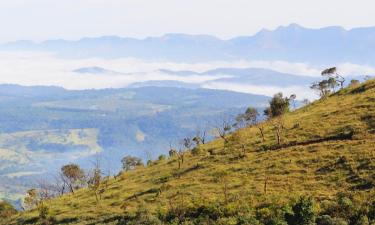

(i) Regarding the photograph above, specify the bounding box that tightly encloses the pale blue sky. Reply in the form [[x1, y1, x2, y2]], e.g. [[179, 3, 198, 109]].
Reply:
[[0, 0, 375, 42]]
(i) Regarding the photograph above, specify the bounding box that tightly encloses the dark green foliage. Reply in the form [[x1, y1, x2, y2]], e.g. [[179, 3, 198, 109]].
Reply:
[[119, 204, 162, 225], [264, 93, 290, 118], [285, 197, 315, 225], [158, 155, 167, 161]]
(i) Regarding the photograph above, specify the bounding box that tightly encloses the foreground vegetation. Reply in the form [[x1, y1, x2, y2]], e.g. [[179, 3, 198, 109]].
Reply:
[[2, 78, 375, 224]]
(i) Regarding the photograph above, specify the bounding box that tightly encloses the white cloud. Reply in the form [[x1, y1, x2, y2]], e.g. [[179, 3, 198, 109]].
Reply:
[[202, 82, 316, 100], [0, 52, 373, 99]]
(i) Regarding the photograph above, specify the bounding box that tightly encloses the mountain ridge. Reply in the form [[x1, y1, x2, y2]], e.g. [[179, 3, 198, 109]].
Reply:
[[3, 24, 375, 65]]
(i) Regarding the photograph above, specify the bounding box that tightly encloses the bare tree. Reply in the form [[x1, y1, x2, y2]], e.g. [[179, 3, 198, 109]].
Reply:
[[193, 126, 208, 145], [273, 117, 285, 146], [87, 156, 103, 203], [36, 179, 56, 201], [213, 115, 234, 144]]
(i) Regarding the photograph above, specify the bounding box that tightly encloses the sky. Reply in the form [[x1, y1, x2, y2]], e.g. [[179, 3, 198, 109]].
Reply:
[[1, 0, 375, 42]]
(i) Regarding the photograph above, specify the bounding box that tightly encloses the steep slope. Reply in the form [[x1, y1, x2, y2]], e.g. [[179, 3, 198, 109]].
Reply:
[[0, 85, 269, 202], [5, 80, 375, 224]]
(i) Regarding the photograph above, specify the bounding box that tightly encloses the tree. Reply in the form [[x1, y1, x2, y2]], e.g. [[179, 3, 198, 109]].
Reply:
[[273, 117, 285, 146], [193, 126, 208, 145], [264, 93, 290, 118], [286, 196, 316, 225], [310, 80, 331, 98], [121, 156, 143, 171], [37, 179, 56, 201], [24, 189, 39, 210], [237, 106, 265, 142], [61, 164, 85, 194], [182, 137, 193, 150], [235, 107, 259, 128], [322, 67, 345, 89], [214, 116, 234, 143], [87, 157, 102, 203], [311, 67, 345, 98]]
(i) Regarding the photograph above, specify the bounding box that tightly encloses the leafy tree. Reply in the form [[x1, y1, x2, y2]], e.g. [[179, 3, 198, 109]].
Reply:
[[311, 67, 345, 98], [158, 154, 167, 161], [61, 164, 85, 194], [264, 93, 290, 118], [311, 80, 332, 98], [121, 156, 143, 171], [285, 196, 316, 225], [235, 107, 259, 128], [169, 148, 178, 158], [322, 67, 345, 89]]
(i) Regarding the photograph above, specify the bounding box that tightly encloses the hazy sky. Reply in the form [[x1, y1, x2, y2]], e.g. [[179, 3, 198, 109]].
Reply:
[[1, 0, 375, 42]]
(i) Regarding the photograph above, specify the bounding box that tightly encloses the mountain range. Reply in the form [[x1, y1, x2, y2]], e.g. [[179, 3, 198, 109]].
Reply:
[[2, 24, 375, 65]]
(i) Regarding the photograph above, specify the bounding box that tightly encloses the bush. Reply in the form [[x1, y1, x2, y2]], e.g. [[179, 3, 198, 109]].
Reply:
[[316, 215, 348, 225], [285, 196, 316, 225], [191, 146, 203, 155], [38, 203, 49, 220], [158, 154, 167, 161], [120, 204, 162, 225]]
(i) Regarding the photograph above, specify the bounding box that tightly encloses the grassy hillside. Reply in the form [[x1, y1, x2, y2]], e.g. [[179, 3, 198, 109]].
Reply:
[[0, 85, 269, 201], [5, 80, 375, 224]]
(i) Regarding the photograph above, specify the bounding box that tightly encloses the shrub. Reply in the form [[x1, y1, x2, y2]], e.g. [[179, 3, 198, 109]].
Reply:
[[158, 154, 167, 161], [316, 215, 349, 225], [38, 203, 49, 220], [285, 196, 316, 225]]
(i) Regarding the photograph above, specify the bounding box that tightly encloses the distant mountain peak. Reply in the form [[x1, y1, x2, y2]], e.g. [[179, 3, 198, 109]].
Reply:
[[73, 67, 121, 75]]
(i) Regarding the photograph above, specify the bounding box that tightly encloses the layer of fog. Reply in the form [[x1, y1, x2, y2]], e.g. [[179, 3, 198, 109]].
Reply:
[[0, 51, 373, 100]]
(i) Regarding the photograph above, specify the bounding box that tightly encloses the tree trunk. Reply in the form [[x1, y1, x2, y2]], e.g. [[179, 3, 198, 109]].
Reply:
[[69, 184, 74, 194], [258, 127, 265, 142]]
